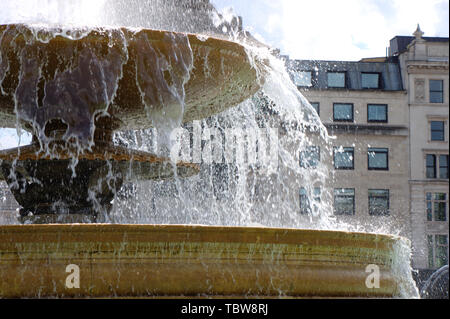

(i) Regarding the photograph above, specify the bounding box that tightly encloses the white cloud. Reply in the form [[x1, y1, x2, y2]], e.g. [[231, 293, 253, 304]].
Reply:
[[390, 0, 448, 36], [270, 0, 385, 60], [232, 0, 449, 61]]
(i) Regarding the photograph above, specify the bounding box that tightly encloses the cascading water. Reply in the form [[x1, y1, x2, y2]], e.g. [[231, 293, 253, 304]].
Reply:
[[0, 0, 419, 298], [0, 0, 334, 229]]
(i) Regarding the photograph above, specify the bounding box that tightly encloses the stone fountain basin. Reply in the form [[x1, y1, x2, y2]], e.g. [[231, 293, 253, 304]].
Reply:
[[0, 224, 415, 298]]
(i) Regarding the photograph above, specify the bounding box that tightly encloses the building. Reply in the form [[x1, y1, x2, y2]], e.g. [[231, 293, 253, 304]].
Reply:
[[391, 26, 449, 284], [288, 26, 449, 290], [286, 56, 411, 237], [0, 181, 18, 223]]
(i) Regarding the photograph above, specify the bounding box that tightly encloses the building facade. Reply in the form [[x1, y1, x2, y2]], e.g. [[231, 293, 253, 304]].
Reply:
[[288, 26, 449, 285], [0, 181, 18, 223], [392, 27, 449, 277], [286, 58, 411, 237]]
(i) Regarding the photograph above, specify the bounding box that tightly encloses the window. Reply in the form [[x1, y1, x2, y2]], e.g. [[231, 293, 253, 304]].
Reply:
[[334, 147, 354, 170], [299, 187, 321, 215], [154, 180, 179, 198], [116, 183, 138, 200], [300, 146, 320, 168], [439, 155, 449, 179], [333, 103, 354, 122], [368, 104, 388, 123], [368, 148, 388, 170], [431, 121, 445, 141], [430, 80, 444, 103], [368, 189, 390, 216], [426, 154, 449, 179], [428, 234, 448, 269], [249, 179, 262, 202], [426, 193, 447, 222], [293, 71, 312, 87], [310, 102, 320, 115], [334, 188, 355, 215], [426, 154, 437, 178], [0, 183, 18, 211], [212, 164, 229, 200], [327, 72, 346, 88], [362, 73, 380, 89]]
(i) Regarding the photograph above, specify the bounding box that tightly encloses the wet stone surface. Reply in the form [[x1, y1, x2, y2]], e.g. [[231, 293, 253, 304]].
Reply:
[[0, 159, 122, 217], [0, 24, 258, 220]]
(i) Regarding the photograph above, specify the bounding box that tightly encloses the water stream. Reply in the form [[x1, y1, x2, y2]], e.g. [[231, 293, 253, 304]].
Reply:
[[0, 0, 414, 234], [0, 0, 336, 230]]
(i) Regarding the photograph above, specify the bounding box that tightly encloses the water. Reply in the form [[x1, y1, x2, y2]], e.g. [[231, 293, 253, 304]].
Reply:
[[0, 0, 419, 298], [0, 0, 416, 235], [0, 0, 414, 234], [111, 39, 335, 229], [0, 0, 334, 229]]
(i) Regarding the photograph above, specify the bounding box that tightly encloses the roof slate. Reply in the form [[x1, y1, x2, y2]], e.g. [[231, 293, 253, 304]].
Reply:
[[286, 60, 404, 91]]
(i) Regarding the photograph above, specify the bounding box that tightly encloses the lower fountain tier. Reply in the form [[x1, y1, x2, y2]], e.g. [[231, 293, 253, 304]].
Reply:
[[0, 224, 419, 298], [0, 143, 199, 219]]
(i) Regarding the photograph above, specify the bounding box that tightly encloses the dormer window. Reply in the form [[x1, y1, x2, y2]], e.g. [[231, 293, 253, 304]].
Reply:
[[293, 71, 312, 87], [327, 72, 346, 88], [362, 72, 381, 89]]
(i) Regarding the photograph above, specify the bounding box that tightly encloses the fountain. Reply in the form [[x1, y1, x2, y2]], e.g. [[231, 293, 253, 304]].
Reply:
[[0, 1, 419, 298]]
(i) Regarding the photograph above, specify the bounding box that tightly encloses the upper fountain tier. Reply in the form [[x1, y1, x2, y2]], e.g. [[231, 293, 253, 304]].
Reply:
[[0, 24, 261, 144], [0, 23, 261, 220]]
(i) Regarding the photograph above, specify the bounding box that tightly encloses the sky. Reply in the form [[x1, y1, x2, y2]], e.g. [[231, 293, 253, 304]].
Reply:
[[0, 128, 30, 150], [211, 0, 449, 61]]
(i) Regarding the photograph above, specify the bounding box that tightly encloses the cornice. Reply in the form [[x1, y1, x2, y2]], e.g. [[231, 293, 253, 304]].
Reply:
[[324, 123, 408, 135], [409, 179, 449, 185], [406, 63, 449, 72]]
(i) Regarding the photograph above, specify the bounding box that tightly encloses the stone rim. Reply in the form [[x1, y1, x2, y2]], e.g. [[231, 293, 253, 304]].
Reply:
[[0, 224, 416, 298]]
